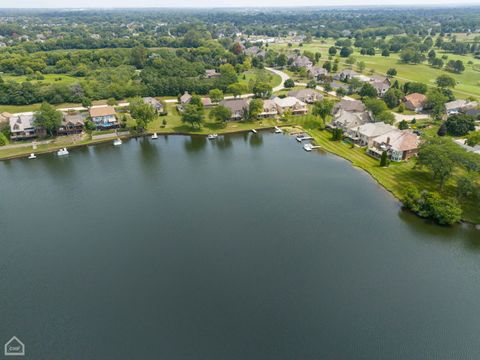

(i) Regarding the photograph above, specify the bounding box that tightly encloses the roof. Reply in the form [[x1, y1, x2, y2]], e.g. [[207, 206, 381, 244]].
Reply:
[[354, 122, 396, 138], [404, 93, 427, 108], [143, 97, 163, 108], [0, 112, 12, 121], [274, 96, 306, 108], [288, 88, 322, 100], [63, 112, 87, 125], [293, 56, 312, 67], [180, 91, 192, 104], [373, 130, 420, 152], [445, 100, 468, 111], [9, 114, 35, 132], [332, 109, 372, 129], [334, 99, 366, 113], [219, 99, 249, 112], [262, 99, 278, 113], [201, 97, 213, 106], [308, 66, 328, 76], [371, 81, 390, 92], [89, 106, 116, 118]]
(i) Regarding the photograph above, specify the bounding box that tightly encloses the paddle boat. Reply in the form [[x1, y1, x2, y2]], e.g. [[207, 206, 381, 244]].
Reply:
[[28, 153, 37, 159], [207, 134, 218, 140], [57, 148, 69, 156], [113, 138, 122, 146], [274, 126, 283, 134], [151, 133, 158, 139], [251, 129, 258, 134]]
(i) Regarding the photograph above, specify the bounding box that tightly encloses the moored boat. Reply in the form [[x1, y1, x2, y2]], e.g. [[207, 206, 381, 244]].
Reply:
[[151, 133, 158, 139], [28, 153, 37, 159], [113, 138, 122, 146], [207, 134, 218, 140], [57, 148, 69, 156]]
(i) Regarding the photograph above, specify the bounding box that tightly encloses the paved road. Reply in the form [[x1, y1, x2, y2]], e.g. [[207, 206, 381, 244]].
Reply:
[[393, 113, 430, 123]]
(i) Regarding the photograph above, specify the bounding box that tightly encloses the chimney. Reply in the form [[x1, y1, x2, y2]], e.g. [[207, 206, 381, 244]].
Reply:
[[386, 137, 390, 145]]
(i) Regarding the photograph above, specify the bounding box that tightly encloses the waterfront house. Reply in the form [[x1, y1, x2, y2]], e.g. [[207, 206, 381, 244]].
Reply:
[[328, 109, 372, 132], [58, 112, 87, 135], [258, 99, 278, 118], [273, 97, 308, 115], [219, 99, 249, 120], [333, 99, 366, 115], [143, 97, 166, 114], [201, 97, 214, 107], [404, 93, 427, 112], [368, 130, 420, 162], [346, 122, 396, 147], [371, 80, 390, 97], [288, 89, 323, 104], [89, 106, 118, 129], [9, 113, 40, 140], [0, 112, 11, 126]]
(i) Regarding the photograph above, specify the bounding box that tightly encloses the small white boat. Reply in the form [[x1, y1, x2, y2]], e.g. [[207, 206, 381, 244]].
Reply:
[[303, 143, 313, 152], [151, 133, 158, 139], [28, 153, 37, 159], [113, 138, 122, 146], [274, 126, 283, 134], [207, 134, 218, 140], [296, 136, 313, 142], [251, 129, 258, 134], [57, 147, 69, 156]]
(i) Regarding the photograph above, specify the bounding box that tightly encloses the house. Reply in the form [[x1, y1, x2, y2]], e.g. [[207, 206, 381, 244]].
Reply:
[[244, 46, 261, 57], [445, 100, 469, 115], [288, 89, 323, 104], [328, 109, 372, 132], [273, 97, 308, 115], [334, 69, 359, 82], [258, 99, 278, 118], [180, 91, 192, 105], [205, 69, 220, 79], [333, 99, 366, 115], [371, 80, 390, 97], [143, 97, 165, 114], [404, 93, 427, 112], [219, 99, 249, 120], [57, 112, 86, 135], [346, 122, 396, 147], [308, 66, 328, 80], [368, 130, 420, 162], [201, 97, 213, 107], [89, 106, 118, 129], [291, 55, 313, 68], [9, 114, 39, 140]]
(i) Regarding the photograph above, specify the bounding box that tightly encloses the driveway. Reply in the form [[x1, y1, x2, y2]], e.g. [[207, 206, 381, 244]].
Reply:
[[393, 113, 430, 123]]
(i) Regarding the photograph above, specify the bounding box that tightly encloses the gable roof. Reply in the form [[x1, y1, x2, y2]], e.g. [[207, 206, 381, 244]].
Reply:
[[273, 96, 306, 108], [288, 88, 322, 100], [373, 130, 420, 152], [180, 91, 192, 104], [9, 113, 35, 131], [332, 109, 372, 129], [333, 99, 366, 113], [404, 93, 427, 108], [219, 99, 249, 113], [63, 112, 87, 126], [89, 106, 116, 118], [354, 122, 396, 138]]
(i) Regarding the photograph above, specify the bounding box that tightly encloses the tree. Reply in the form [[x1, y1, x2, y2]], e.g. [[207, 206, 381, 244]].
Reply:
[[0, 133, 7, 146], [336, 87, 347, 97], [227, 83, 247, 98], [328, 46, 337, 56], [364, 98, 387, 116], [81, 97, 92, 108], [331, 128, 343, 141], [34, 102, 62, 136], [129, 96, 156, 132], [284, 79, 295, 88], [276, 54, 287, 68], [131, 45, 147, 69], [359, 83, 377, 98], [181, 104, 204, 128], [375, 111, 395, 124], [436, 75, 456, 88], [446, 60, 465, 73], [404, 82, 428, 94], [312, 99, 334, 125], [208, 89, 224, 103], [383, 88, 401, 109], [209, 105, 231, 124], [437, 122, 447, 136], [252, 82, 272, 99], [426, 89, 448, 119], [339, 47, 353, 58], [445, 114, 476, 136], [398, 120, 409, 130], [386, 68, 397, 77], [247, 99, 264, 120], [381, 49, 390, 57], [306, 80, 317, 89], [429, 57, 444, 68], [357, 61, 366, 72], [466, 131, 480, 146], [380, 151, 388, 167], [107, 98, 117, 106], [456, 174, 479, 200], [232, 42, 244, 55], [418, 137, 458, 188]]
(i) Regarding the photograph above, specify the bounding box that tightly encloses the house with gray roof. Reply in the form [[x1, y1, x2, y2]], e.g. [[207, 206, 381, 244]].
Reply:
[[288, 89, 323, 104], [219, 99, 249, 120], [333, 99, 366, 115], [346, 122, 396, 147], [328, 109, 373, 132], [9, 114, 40, 140], [143, 97, 166, 114], [58, 112, 87, 135]]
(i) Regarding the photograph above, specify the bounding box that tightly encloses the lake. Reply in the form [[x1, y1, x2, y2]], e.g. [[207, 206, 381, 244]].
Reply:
[[1, 133, 479, 359]]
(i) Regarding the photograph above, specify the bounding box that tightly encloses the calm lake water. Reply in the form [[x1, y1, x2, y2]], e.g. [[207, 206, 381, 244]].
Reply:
[[1, 133, 479, 359]]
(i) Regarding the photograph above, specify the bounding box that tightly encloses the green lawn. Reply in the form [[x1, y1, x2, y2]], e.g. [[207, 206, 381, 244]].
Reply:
[[2, 73, 79, 85], [238, 69, 282, 90]]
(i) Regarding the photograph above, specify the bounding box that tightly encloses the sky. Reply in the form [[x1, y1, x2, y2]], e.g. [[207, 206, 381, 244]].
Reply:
[[1, 0, 480, 8]]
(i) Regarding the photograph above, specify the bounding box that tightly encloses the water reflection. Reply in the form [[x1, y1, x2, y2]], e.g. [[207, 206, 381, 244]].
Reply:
[[214, 135, 233, 149], [249, 133, 263, 147], [183, 136, 207, 153]]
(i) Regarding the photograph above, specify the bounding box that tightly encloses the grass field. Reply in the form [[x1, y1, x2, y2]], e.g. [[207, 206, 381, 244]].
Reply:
[[2, 73, 79, 85], [238, 68, 282, 90], [270, 39, 480, 99]]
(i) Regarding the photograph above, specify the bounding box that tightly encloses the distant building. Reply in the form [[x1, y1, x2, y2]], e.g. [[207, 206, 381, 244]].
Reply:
[[9, 114, 39, 140], [333, 99, 366, 115], [89, 106, 118, 129], [259, 100, 278, 118], [205, 69, 220, 79], [444, 100, 469, 115], [273, 97, 308, 115], [219, 99, 249, 120], [346, 122, 396, 147], [288, 89, 323, 104], [143, 97, 166, 114], [328, 109, 372, 132], [179, 91, 192, 105], [58, 112, 86, 135]]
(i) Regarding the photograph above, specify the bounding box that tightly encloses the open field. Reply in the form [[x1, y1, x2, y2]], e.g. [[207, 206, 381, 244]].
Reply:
[[238, 68, 282, 90], [270, 39, 480, 99], [2, 73, 79, 85]]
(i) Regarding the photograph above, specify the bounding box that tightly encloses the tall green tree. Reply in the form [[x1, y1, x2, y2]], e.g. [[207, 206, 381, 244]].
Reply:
[[34, 102, 62, 136]]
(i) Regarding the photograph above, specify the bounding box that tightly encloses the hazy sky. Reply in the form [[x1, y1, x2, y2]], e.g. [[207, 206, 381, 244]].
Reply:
[[1, 0, 480, 8]]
